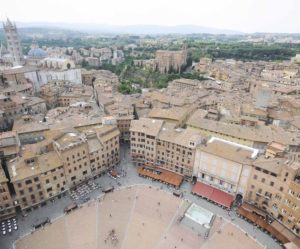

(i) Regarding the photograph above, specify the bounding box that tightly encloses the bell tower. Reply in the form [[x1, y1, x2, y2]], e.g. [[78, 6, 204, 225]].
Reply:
[[3, 18, 24, 66]]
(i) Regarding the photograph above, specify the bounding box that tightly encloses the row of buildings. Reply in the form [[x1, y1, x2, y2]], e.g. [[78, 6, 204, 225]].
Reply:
[[1, 57, 82, 93], [81, 47, 125, 67], [129, 117, 300, 236], [39, 80, 94, 108], [195, 57, 300, 88], [0, 123, 120, 219], [0, 61, 126, 220], [130, 74, 300, 244]]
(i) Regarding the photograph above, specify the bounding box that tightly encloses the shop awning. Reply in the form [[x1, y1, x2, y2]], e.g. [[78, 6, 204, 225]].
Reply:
[[237, 203, 300, 246], [138, 166, 183, 188], [256, 218, 268, 230], [211, 188, 234, 209], [192, 181, 214, 199], [237, 206, 248, 217], [241, 202, 267, 218], [245, 211, 259, 223], [192, 181, 234, 209]]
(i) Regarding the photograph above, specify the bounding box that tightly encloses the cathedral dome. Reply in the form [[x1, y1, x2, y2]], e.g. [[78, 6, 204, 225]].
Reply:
[[27, 47, 47, 59]]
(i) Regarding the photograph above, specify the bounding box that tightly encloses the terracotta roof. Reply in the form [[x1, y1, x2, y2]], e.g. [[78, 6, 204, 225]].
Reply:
[[268, 110, 293, 121], [148, 106, 190, 122], [187, 117, 300, 146], [200, 137, 258, 164], [242, 104, 268, 117], [8, 151, 63, 182], [253, 156, 286, 174], [54, 132, 85, 150], [130, 118, 164, 137], [157, 123, 203, 148]]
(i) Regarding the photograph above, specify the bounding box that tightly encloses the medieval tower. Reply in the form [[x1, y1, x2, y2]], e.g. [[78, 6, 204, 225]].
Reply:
[[3, 18, 24, 66]]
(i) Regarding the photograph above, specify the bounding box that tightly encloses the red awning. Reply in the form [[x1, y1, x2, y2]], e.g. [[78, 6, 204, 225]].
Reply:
[[192, 181, 234, 209], [211, 188, 234, 209], [192, 181, 214, 199]]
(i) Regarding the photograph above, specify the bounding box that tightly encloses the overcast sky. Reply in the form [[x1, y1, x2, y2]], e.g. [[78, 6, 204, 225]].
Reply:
[[1, 0, 299, 33]]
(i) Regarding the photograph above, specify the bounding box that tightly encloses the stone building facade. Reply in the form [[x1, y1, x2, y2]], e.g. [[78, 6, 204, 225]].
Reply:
[[134, 46, 187, 74], [130, 118, 202, 177], [0, 168, 15, 220], [245, 154, 300, 236], [193, 137, 258, 197], [154, 48, 187, 73], [7, 125, 120, 213]]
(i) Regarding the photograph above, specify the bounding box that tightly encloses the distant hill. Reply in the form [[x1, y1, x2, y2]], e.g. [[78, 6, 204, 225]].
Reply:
[[13, 22, 242, 35], [0, 26, 85, 42]]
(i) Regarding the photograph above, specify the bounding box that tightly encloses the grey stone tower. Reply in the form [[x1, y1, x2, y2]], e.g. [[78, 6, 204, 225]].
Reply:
[[3, 18, 24, 66]]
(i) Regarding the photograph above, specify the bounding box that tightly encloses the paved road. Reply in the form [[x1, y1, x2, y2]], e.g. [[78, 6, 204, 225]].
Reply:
[[0, 145, 282, 249]]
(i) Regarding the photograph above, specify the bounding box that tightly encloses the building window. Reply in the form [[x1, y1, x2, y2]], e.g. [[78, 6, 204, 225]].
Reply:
[[25, 179, 32, 185], [270, 181, 274, 186], [253, 175, 258, 180]]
